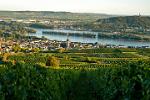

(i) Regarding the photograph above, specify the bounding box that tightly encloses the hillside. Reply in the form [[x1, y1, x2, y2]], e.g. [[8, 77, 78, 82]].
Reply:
[[74, 16, 150, 41], [0, 48, 150, 99], [0, 11, 115, 21], [96, 16, 150, 30]]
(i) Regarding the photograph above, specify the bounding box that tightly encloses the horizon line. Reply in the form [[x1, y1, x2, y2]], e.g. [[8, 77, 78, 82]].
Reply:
[[0, 10, 149, 16]]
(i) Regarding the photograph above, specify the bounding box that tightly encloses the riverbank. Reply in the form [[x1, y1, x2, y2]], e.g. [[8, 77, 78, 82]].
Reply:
[[28, 28, 150, 47]]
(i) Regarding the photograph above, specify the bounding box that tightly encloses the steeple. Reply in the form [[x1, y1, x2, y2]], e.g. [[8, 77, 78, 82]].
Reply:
[[66, 33, 70, 48], [66, 33, 69, 41]]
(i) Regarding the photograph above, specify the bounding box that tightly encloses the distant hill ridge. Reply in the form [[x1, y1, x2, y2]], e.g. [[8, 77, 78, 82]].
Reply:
[[96, 16, 150, 28], [0, 11, 115, 20]]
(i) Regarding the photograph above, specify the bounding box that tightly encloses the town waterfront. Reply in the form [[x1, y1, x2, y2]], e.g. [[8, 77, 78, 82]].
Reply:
[[29, 28, 150, 47]]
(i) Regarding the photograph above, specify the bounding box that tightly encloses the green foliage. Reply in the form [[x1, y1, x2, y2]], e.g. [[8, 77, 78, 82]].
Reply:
[[1, 48, 150, 100], [113, 49, 122, 54], [2, 53, 10, 62], [0, 48, 150, 99], [12, 44, 21, 53], [0, 61, 149, 100], [0, 30, 3, 36], [138, 48, 150, 57], [30, 23, 53, 29], [0, 62, 80, 100], [85, 57, 97, 63], [8, 53, 47, 65], [31, 48, 40, 52], [96, 16, 150, 30]]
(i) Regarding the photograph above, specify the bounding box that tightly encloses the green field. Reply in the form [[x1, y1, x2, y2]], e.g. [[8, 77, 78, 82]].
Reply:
[[0, 48, 150, 100]]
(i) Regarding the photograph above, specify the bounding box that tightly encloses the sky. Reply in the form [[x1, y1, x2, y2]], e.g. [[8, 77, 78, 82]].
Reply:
[[0, 0, 150, 15]]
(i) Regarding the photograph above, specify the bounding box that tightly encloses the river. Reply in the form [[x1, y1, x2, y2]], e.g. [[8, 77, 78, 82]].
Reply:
[[29, 28, 150, 47]]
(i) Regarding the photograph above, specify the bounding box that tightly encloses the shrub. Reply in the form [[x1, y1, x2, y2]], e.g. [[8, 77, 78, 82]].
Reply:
[[2, 53, 10, 62], [113, 49, 122, 54], [46, 56, 60, 68]]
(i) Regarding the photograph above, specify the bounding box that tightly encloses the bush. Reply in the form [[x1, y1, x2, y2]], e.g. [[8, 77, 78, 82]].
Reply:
[[57, 48, 65, 53], [2, 53, 10, 62], [46, 56, 60, 68], [113, 49, 122, 54]]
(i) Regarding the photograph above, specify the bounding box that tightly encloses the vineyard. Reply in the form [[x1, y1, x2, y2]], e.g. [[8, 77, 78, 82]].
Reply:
[[0, 48, 150, 100], [7, 48, 149, 69]]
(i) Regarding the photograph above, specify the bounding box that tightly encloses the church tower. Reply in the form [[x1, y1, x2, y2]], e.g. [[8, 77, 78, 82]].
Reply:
[[66, 33, 71, 49]]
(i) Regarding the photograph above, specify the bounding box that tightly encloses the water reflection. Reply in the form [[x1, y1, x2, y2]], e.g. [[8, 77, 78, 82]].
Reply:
[[29, 28, 150, 47]]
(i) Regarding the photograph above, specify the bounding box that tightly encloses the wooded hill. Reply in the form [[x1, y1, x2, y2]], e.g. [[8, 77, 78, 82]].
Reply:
[[0, 11, 114, 21], [95, 16, 150, 31]]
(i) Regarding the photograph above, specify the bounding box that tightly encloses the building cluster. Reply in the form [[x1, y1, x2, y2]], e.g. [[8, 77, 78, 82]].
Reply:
[[1, 36, 150, 54], [0, 18, 79, 30], [0, 37, 101, 53]]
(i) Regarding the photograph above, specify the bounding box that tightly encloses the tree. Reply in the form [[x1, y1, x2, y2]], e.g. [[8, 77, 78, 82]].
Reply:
[[12, 44, 21, 53], [64, 56, 70, 60], [32, 48, 40, 52], [2, 53, 10, 62], [57, 48, 65, 53], [113, 49, 122, 54], [46, 56, 60, 68], [0, 30, 3, 37]]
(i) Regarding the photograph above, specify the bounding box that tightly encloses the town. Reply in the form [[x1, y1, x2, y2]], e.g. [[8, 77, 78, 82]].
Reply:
[[1, 34, 150, 54]]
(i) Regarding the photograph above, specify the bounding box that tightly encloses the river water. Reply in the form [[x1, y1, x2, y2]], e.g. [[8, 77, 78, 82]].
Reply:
[[29, 28, 150, 47]]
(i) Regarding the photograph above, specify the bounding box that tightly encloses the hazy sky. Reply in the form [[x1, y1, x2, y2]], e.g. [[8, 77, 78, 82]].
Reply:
[[0, 0, 150, 15]]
